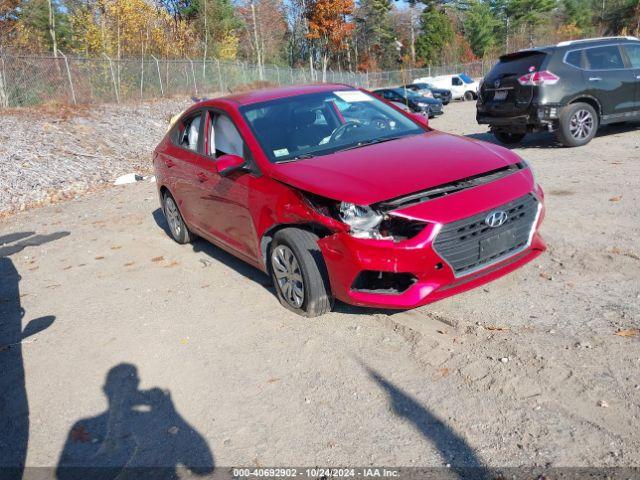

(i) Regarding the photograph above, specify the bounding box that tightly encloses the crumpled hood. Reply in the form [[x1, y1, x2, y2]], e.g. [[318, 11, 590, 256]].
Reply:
[[270, 131, 522, 205]]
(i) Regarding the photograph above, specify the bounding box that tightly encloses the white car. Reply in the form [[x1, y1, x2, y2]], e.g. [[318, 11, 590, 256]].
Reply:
[[414, 74, 479, 101]]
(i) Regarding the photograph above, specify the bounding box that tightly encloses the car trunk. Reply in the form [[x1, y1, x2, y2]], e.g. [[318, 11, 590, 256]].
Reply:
[[480, 51, 548, 116]]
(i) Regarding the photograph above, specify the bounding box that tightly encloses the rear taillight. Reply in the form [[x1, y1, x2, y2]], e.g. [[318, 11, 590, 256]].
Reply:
[[517, 70, 559, 86]]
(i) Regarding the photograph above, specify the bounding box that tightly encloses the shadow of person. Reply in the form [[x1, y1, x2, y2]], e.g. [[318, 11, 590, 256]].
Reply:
[[365, 365, 489, 479], [56, 363, 214, 480], [0, 231, 70, 257], [0, 258, 55, 480]]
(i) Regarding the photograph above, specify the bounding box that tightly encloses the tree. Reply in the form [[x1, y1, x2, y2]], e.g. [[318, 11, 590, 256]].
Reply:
[[305, 0, 355, 79], [237, 0, 288, 66], [506, 0, 556, 46], [415, 0, 454, 65], [464, 0, 500, 57], [562, 0, 595, 33], [604, 0, 640, 36], [13, 0, 71, 53], [355, 0, 397, 70]]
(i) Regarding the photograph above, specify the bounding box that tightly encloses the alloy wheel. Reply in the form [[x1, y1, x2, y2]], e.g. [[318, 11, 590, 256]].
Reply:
[[569, 109, 595, 140], [272, 245, 305, 308], [165, 196, 182, 239]]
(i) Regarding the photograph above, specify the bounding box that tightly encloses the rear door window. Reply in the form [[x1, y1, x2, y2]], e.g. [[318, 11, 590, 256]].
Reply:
[[624, 44, 640, 68], [585, 45, 625, 70]]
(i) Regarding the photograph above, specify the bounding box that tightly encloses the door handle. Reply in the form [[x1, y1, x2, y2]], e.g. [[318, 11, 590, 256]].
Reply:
[[196, 171, 208, 183], [588, 77, 602, 82], [165, 158, 175, 168]]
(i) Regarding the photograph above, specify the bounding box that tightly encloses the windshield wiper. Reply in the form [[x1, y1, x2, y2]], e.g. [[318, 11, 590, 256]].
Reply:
[[334, 135, 404, 153], [276, 153, 316, 163]]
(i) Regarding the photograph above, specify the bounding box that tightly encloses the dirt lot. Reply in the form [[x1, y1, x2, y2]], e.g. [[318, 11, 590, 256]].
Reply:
[[1, 100, 639, 474]]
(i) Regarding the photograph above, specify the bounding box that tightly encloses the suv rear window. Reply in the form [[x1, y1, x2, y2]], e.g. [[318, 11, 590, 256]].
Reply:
[[491, 51, 548, 77], [585, 45, 624, 70]]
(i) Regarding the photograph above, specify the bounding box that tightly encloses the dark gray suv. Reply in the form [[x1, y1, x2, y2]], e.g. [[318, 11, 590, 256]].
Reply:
[[477, 36, 640, 147]]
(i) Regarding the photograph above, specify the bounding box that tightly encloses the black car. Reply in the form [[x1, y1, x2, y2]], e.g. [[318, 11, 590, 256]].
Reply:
[[477, 36, 640, 147], [373, 88, 444, 118], [404, 83, 452, 105]]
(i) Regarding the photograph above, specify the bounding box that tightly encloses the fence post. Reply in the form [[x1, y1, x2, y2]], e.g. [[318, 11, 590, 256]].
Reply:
[[0, 54, 8, 107], [102, 53, 119, 103], [151, 55, 164, 97], [140, 55, 145, 101], [215, 58, 224, 94], [186, 56, 198, 95], [58, 50, 77, 105]]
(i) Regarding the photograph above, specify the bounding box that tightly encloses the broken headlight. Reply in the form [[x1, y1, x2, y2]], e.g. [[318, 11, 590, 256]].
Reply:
[[338, 202, 383, 237]]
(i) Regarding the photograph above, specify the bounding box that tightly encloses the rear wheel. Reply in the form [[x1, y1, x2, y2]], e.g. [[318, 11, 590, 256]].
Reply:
[[493, 130, 526, 145], [163, 193, 193, 244], [556, 102, 598, 147], [463, 91, 475, 101], [269, 228, 332, 317]]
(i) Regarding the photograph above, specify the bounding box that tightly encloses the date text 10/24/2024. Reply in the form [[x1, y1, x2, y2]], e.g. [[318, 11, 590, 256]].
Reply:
[[232, 468, 400, 478]]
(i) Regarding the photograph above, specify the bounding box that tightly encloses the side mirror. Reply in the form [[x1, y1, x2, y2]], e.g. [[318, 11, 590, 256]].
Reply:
[[216, 154, 246, 177], [411, 113, 429, 128]]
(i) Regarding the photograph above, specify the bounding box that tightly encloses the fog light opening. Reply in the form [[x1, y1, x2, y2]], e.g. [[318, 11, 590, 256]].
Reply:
[[351, 271, 417, 295]]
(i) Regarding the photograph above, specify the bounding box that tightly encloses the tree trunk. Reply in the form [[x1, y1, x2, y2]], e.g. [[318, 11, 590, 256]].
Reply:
[[47, 0, 58, 57], [250, 0, 263, 80]]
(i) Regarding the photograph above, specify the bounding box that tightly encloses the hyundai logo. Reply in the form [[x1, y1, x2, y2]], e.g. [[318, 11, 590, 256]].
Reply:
[[485, 210, 508, 228]]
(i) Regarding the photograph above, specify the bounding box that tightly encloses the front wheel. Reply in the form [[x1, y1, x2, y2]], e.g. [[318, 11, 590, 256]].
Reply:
[[269, 228, 333, 317], [556, 102, 598, 147], [493, 130, 526, 145], [463, 91, 476, 101]]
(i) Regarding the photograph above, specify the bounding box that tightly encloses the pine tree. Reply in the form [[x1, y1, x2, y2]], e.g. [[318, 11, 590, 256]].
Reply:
[[355, 0, 397, 70], [415, 0, 454, 65], [464, 0, 500, 57]]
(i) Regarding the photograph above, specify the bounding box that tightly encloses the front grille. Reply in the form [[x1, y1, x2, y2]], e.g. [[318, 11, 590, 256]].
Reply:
[[433, 194, 539, 276]]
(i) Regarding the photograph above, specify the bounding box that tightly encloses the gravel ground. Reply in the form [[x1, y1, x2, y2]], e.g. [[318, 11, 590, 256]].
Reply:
[[1, 100, 639, 473], [0, 99, 191, 216]]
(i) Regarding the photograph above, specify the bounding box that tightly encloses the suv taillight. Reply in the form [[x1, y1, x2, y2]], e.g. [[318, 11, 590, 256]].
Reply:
[[517, 70, 559, 86]]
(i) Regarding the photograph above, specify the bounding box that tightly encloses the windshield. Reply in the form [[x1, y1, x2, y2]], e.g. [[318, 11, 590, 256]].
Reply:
[[241, 90, 424, 163], [459, 73, 474, 84]]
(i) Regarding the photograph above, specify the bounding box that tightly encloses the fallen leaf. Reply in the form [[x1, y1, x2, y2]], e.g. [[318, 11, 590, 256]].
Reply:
[[539, 272, 553, 281], [164, 260, 179, 268], [124, 261, 135, 267], [151, 256, 164, 263], [63, 265, 72, 270], [436, 329, 447, 335], [267, 378, 280, 384], [614, 329, 638, 337], [485, 325, 509, 331], [609, 195, 623, 202], [110, 245, 122, 250], [436, 367, 449, 378], [94, 256, 105, 260]]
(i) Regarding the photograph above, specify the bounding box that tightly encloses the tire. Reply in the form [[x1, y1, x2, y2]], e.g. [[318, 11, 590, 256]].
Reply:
[[556, 102, 598, 147], [463, 91, 475, 101], [269, 228, 332, 317], [162, 192, 193, 244], [493, 130, 526, 145]]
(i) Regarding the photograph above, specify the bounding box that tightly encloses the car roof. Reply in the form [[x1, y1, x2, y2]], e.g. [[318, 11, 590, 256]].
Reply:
[[511, 36, 640, 57], [205, 83, 353, 107]]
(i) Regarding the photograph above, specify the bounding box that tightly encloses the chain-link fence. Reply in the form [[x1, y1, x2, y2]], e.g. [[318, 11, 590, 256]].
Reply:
[[0, 53, 496, 108]]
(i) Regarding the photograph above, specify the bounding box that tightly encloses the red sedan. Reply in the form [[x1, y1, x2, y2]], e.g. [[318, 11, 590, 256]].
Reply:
[[153, 84, 545, 316]]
